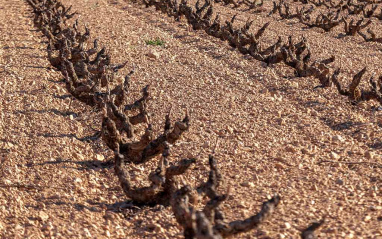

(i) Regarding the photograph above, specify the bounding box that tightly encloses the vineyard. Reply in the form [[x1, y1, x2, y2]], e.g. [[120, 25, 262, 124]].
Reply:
[[0, 0, 381, 237]]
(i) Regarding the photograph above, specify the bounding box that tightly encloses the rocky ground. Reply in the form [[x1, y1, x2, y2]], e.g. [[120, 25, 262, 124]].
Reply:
[[0, 0, 381, 238]]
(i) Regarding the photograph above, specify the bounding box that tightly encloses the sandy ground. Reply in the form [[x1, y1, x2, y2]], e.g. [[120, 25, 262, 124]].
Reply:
[[0, 0, 381, 238]]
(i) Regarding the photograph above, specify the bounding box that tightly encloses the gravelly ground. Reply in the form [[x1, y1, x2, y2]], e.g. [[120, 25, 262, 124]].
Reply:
[[0, 0, 381, 238]]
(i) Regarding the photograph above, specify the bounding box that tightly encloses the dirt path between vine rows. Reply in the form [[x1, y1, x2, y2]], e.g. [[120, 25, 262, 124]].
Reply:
[[0, 0, 381, 238]]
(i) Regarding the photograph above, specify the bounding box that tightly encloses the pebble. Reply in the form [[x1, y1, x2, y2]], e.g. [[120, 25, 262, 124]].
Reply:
[[260, 88, 269, 94], [146, 223, 163, 233], [226, 126, 234, 134], [275, 162, 286, 169], [275, 95, 283, 102], [301, 148, 309, 154], [335, 178, 344, 185], [52, 84, 60, 90], [237, 201, 246, 208], [364, 215, 371, 222], [73, 152, 85, 161], [241, 181, 255, 187], [332, 135, 345, 142], [83, 228, 92, 238], [290, 81, 299, 88], [5, 142, 14, 149], [364, 151, 374, 160], [202, 141, 209, 148], [147, 50, 160, 59], [74, 177, 83, 184], [241, 209, 249, 217], [41, 222, 53, 231], [39, 211, 49, 222], [310, 110, 318, 116], [95, 154, 105, 161], [285, 146, 296, 153], [330, 152, 340, 160]]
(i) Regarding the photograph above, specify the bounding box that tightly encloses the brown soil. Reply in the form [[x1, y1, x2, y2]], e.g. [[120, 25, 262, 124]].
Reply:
[[0, 0, 381, 238]]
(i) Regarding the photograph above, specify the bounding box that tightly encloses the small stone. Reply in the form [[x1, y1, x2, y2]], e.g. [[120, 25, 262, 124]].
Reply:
[[104, 212, 117, 221], [358, 102, 370, 110], [325, 228, 336, 233], [83, 228, 91, 238], [241, 209, 249, 217], [311, 110, 318, 116], [311, 184, 318, 191], [15, 224, 24, 231], [275, 94, 283, 102], [301, 148, 309, 154], [330, 152, 340, 160], [285, 145, 296, 153], [4, 179, 12, 185], [270, 92, 283, 101], [260, 88, 269, 94], [275, 162, 286, 169], [226, 126, 234, 134], [131, 165, 144, 172], [202, 141, 209, 148], [241, 181, 255, 187], [74, 178, 83, 184], [186, 151, 194, 158], [274, 157, 288, 164], [73, 152, 85, 161], [335, 178, 344, 185], [284, 222, 291, 229], [364, 151, 374, 160], [237, 201, 246, 208], [332, 135, 345, 142], [69, 115, 75, 120], [52, 84, 60, 90], [95, 154, 105, 161], [154, 225, 164, 233], [277, 118, 286, 125], [364, 215, 371, 222], [5, 142, 14, 149], [146, 223, 163, 232], [41, 222, 53, 231], [39, 211, 49, 222], [147, 50, 160, 59]]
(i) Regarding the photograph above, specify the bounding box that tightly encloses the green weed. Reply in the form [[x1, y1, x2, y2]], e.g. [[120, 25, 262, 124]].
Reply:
[[145, 39, 165, 46]]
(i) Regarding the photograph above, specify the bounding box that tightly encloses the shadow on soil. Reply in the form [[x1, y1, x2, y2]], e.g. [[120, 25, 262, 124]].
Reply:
[[26, 157, 113, 170], [15, 109, 78, 117], [322, 119, 364, 131], [368, 141, 382, 149], [322, 117, 382, 151], [23, 65, 54, 70], [37, 131, 101, 142], [53, 94, 72, 99], [48, 78, 65, 83]]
